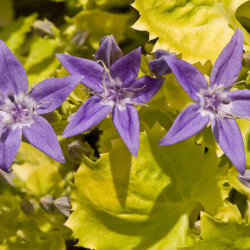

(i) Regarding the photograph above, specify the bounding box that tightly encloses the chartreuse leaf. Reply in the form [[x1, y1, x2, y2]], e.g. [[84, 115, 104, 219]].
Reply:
[[243, 125, 250, 165], [187, 212, 250, 249], [12, 143, 64, 198], [0, 0, 14, 27], [0, 195, 69, 249], [25, 37, 61, 84], [0, 196, 20, 240], [25, 164, 64, 198], [162, 74, 192, 112], [132, 0, 250, 63], [67, 123, 228, 249], [0, 14, 37, 53], [236, 1, 250, 32], [2, 234, 66, 250], [1, 143, 71, 249], [72, 9, 128, 49], [77, 0, 132, 9]]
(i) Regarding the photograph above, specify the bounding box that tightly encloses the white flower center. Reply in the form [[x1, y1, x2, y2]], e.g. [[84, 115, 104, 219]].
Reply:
[[101, 77, 133, 110], [198, 85, 232, 119], [0, 93, 36, 130]]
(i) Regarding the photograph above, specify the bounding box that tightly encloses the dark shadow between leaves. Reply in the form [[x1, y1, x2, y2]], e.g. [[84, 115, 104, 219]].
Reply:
[[134, 132, 191, 249], [109, 138, 132, 208], [96, 128, 195, 249]]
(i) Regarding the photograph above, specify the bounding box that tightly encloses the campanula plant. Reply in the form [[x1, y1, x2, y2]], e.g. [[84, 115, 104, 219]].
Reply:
[[0, 40, 83, 172], [56, 35, 164, 156], [159, 28, 248, 174]]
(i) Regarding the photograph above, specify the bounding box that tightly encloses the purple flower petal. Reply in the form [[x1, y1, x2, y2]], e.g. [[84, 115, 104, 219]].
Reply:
[[22, 115, 65, 163], [211, 118, 245, 175], [95, 35, 123, 69], [0, 40, 28, 97], [56, 53, 104, 93], [130, 76, 164, 104], [149, 50, 176, 76], [29, 75, 83, 114], [165, 56, 208, 102], [62, 95, 112, 138], [210, 28, 244, 88], [159, 103, 209, 146], [237, 169, 250, 188], [227, 89, 250, 117], [110, 47, 141, 88], [0, 127, 22, 172], [148, 56, 171, 76], [112, 104, 140, 156]]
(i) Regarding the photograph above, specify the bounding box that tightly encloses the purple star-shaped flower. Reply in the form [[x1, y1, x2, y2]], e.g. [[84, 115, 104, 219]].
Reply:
[[0, 40, 83, 172], [159, 28, 248, 174], [56, 35, 164, 156]]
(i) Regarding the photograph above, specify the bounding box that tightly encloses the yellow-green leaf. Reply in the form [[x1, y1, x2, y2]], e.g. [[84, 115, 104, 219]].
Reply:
[[132, 0, 250, 63], [67, 123, 228, 249]]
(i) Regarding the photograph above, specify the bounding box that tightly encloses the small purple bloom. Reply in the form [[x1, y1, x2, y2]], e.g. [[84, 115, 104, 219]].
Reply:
[[0, 40, 83, 172], [56, 35, 164, 156], [94, 35, 123, 69], [159, 28, 248, 174], [237, 169, 250, 188], [148, 49, 176, 76]]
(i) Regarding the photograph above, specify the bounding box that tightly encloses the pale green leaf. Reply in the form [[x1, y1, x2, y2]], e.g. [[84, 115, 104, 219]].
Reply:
[[236, 1, 250, 32], [0, 0, 14, 27], [67, 123, 228, 249], [77, 0, 132, 9], [12, 143, 64, 198], [25, 164, 64, 198], [72, 10, 128, 49], [24, 37, 61, 84], [132, 0, 250, 63], [0, 14, 37, 53], [189, 212, 250, 249]]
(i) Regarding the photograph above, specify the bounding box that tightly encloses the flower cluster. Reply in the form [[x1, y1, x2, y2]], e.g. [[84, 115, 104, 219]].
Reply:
[[56, 35, 164, 156], [0, 28, 248, 176]]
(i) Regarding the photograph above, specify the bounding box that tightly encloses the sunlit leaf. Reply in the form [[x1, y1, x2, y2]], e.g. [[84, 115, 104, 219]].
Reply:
[[188, 212, 250, 249], [72, 9, 128, 49], [132, 0, 250, 63], [24, 37, 61, 84], [67, 123, 228, 249], [0, 14, 37, 53]]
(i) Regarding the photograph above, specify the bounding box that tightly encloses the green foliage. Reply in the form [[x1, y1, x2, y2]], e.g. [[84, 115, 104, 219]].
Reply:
[[67, 123, 229, 249], [0, 0, 14, 28], [189, 212, 250, 249], [132, 0, 250, 63], [0, 14, 37, 53], [0, 144, 71, 249], [77, 0, 132, 9], [25, 37, 61, 84], [71, 9, 129, 49], [0, 0, 249, 249]]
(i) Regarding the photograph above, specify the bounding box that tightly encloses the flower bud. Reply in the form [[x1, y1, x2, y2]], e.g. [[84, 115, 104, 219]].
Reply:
[[32, 20, 55, 37], [95, 35, 123, 69], [54, 196, 71, 217], [40, 195, 55, 213], [242, 53, 250, 68], [71, 30, 90, 48], [67, 140, 94, 163], [149, 49, 176, 76], [21, 200, 36, 214]]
